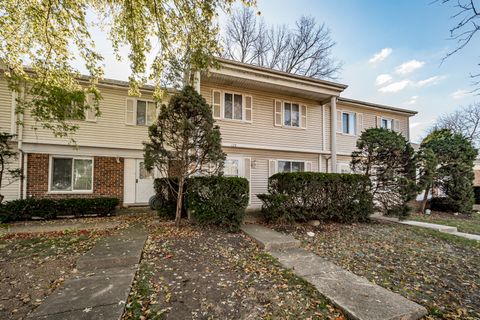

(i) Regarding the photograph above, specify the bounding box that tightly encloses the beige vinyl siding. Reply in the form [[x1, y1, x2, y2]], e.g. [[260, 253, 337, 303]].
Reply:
[[202, 82, 325, 152], [0, 75, 13, 133], [224, 147, 319, 208], [335, 103, 409, 154], [21, 86, 156, 150], [1, 145, 20, 201]]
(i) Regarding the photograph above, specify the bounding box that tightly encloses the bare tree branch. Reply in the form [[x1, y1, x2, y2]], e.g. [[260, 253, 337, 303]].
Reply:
[[435, 101, 480, 145], [222, 7, 342, 80]]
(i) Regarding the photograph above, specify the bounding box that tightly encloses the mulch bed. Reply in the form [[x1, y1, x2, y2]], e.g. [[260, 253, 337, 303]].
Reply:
[[123, 222, 346, 320], [273, 221, 480, 320]]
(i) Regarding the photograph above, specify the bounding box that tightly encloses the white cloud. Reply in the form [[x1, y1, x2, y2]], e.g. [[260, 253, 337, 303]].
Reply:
[[451, 89, 473, 99], [416, 75, 447, 87], [406, 96, 418, 105], [378, 80, 410, 93], [369, 48, 392, 64], [395, 60, 425, 75], [375, 74, 393, 86]]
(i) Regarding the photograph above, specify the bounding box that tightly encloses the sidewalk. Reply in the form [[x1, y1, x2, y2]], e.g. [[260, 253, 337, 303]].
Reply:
[[28, 226, 147, 320], [241, 224, 427, 320], [371, 214, 480, 241]]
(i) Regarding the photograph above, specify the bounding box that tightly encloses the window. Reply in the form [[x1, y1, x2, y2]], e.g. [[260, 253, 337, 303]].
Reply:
[[342, 112, 356, 134], [224, 93, 243, 120], [212, 90, 252, 122], [224, 159, 240, 177], [381, 118, 394, 130], [278, 160, 305, 173], [50, 157, 93, 192], [284, 103, 301, 127], [126, 99, 156, 126], [84, 94, 97, 122]]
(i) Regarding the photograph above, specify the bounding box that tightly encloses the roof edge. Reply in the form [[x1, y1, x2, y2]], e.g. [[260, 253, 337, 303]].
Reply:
[[338, 97, 418, 115]]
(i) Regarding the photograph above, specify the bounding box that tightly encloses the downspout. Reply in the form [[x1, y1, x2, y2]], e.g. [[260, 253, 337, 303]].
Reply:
[[330, 96, 337, 173], [17, 85, 25, 199]]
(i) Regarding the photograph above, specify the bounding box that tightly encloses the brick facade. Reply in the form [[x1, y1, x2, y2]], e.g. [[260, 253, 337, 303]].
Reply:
[[26, 153, 124, 203]]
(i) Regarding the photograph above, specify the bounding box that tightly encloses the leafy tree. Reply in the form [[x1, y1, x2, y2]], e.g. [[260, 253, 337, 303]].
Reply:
[[222, 7, 341, 79], [415, 147, 438, 213], [0, 0, 254, 138], [420, 129, 477, 213], [143, 86, 225, 227], [0, 131, 21, 203], [351, 128, 417, 218]]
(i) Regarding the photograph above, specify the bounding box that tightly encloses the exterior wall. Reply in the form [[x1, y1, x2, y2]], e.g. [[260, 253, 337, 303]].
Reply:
[[0, 74, 13, 133], [21, 85, 155, 150], [26, 153, 124, 202], [201, 82, 325, 152], [334, 102, 410, 155], [1, 145, 21, 202], [224, 147, 319, 207]]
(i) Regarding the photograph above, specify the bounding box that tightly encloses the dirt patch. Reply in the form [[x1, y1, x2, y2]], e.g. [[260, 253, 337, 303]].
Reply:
[[273, 221, 480, 320], [123, 222, 345, 320]]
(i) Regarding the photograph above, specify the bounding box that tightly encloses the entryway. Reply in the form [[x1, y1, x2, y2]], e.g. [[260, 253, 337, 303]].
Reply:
[[124, 158, 155, 205]]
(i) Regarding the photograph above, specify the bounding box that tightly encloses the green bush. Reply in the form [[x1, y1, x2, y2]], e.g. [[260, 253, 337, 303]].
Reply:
[[0, 197, 119, 223], [474, 187, 480, 205], [153, 176, 249, 231], [429, 197, 460, 213], [257, 172, 373, 223], [153, 178, 186, 219], [187, 176, 249, 232]]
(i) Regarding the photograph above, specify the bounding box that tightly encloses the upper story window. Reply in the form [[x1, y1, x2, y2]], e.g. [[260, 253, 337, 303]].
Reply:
[[84, 94, 97, 122], [49, 156, 93, 193], [274, 100, 307, 129], [342, 112, 356, 135], [125, 98, 156, 126], [212, 90, 252, 122], [381, 118, 393, 130]]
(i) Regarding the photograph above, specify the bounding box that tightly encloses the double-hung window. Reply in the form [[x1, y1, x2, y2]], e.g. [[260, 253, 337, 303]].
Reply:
[[274, 100, 307, 128], [381, 118, 394, 130], [212, 90, 253, 122], [341, 112, 356, 135], [126, 99, 157, 126], [277, 160, 305, 173], [50, 157, 93, 192], [284, 103, 301, 127]]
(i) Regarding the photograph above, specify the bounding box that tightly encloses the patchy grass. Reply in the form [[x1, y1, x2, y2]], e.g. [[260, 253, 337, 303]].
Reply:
[[273, 221, 480, 320], [409, 211, 480, 235], [123, 222, 345, 320], [0, 229, 110, 320]]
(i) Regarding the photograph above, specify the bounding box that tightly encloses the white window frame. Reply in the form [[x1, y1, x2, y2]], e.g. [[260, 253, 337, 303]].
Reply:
[[380, 117, 394, 130], [280, 101, 307, 129], [223, 157, 245, 177], [277, 159, 307, 173], [213, 90, 252, 123], [48, 155, 94, 194], [341, 111, 356, 135], [84, 93, 97, 122], [125, 98, 157, 126]]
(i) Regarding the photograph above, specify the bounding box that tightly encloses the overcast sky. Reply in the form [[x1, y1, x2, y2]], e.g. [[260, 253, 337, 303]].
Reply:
[[83, 0, 479, 143]]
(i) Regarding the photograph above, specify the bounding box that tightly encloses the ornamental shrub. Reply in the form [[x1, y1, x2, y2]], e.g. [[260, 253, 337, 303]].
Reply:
[[153, 176, 249, 231], [187, 176, 249, 232], [0, 197, 119, 223], [257, 172, 373, 223]]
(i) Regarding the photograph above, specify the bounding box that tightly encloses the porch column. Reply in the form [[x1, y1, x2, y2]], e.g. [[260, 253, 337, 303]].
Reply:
[[194, 71, 201, 93], [330, 96, 337, 173]]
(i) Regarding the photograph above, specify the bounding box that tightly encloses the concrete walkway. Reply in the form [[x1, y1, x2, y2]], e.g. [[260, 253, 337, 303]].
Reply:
[[371, 214, 480, 241], [29, 226, 147, 320], [242, 224, 427, 320]]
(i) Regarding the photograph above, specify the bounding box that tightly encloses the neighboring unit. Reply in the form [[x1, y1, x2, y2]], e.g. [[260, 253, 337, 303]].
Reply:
[[0, 59, 417, 208]]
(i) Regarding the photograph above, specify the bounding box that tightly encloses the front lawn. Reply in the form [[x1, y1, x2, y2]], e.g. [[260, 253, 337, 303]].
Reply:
[[123, 222, 345, 319], [409, 211, 480, 235], [274, 221, 480, 320], [0, 229, 111, 319]]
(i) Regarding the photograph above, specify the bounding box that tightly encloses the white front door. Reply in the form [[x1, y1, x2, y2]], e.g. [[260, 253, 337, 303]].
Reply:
[[135, 159, 155, 203]]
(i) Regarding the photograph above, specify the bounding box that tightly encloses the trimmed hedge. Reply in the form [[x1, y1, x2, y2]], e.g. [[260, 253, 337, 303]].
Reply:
[[153, 176, 249, 231], [0, 197, 119, 223], [429, 197, 459, 212], [474, 187, 480, 205], [257, 172, 373, 223], [187, 176, 249, 232]]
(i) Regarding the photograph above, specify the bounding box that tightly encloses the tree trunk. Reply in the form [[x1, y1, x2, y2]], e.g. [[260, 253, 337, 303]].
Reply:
[[420, 184, 430, 213], [175, 176, 185, 227]]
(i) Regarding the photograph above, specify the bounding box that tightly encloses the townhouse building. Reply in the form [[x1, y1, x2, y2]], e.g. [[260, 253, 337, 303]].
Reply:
[[0, 59, 417, 208]]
